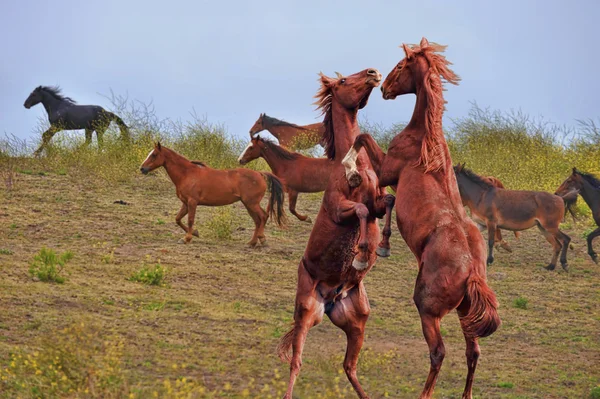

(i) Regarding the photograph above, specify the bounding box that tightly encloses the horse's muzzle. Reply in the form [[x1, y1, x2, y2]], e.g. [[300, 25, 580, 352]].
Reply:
[[140, 167, 149, 175], [23, 103, 31, 109]]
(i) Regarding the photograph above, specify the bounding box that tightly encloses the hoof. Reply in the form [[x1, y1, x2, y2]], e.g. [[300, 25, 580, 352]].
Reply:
[[352, 257, 368, 271], [304, 217, 312, 224], [192, 229, 199, 237], [590, 253, 598, 264], [347, 172, 362, 188], [376, 246, 391, 257], [486, 256, 494, 265], [177, 238, 186, 244], [500, 242, 513, 253], [561, 263, 569, 271], [545, 264, 556, 271], [247, 241, 258, 248]]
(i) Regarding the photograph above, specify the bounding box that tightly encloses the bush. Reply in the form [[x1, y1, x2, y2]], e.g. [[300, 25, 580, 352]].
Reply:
[[205, 207, 234, 240], [28, 247, 73, 284], [513, 296, 528, 310], [129, 263, 166, 286]]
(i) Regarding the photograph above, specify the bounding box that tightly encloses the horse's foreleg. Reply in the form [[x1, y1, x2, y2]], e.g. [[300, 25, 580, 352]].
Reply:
[[175, 203, 197, 237], [486, 222, 497, 265], [34, 126, 59, 156], [342, 133, 386, 188], [84, 129, 93, 146], [327, 282, 371, 399], [180, 201, 197, 244], [288, 190, 310, 222], [558, 229, 571, 270], [244, 201, 268, 247], [586, 227, 600, 264], [96, 128, 106, 150], [494, 228, 513, 253], [334, 199, 371, 270], [375, 191, 395, 257]]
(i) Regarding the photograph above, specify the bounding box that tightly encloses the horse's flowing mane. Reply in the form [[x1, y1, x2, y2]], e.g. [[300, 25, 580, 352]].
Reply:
[[408, 42, 460, 173], [258, 137, 300, 161], [191, 160, 207, 167], [454, 166, 495, 189], [38, 86, 77, 104], [314, 73, 336, 159], [576, 169, 600, 189], [263, 115, 309, 131]]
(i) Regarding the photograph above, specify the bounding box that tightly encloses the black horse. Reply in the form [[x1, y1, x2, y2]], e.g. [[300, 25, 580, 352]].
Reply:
[[24, 86, 130, 155]]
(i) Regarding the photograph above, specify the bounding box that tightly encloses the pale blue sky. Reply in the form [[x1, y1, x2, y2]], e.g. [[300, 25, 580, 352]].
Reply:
[[1, 0, 598, 142]]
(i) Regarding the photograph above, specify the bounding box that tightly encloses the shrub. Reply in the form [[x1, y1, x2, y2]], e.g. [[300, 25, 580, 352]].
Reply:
[[513, 296, 528, 310], [205, 207, 234, 240], [28, 247, 73, 284], [129, 263, 166, 286]]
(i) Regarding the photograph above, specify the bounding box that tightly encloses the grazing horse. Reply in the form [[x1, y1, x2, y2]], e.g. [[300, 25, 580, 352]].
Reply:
[[139, 143, 286, 246], [556, 168, 600, 264], [342, 38, 500, 399], [277, 68, 395, 399], [24, 86, 130, 155], [473, 174, 521, 252], [249, 113, 325, 150], [238, 136, 334, 222], [454, 163, 570, 270]]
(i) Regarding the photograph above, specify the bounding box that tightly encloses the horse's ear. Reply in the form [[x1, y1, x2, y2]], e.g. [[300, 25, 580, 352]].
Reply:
[[402, 43, 415, 59], [334, 71, 344, 79], [156, 141, 162, 150], [572, 167, 577, 174], [319, 72, 336, 87], [420, 37, 430, 48]]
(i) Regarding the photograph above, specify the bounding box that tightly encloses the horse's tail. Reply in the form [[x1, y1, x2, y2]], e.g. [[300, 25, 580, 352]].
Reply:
[[460, 271, 501, 339], [277, 325, 295, 363], [261, 173, 287, 227], [105, 111, 131, 142], [558, 191, 578, 222]]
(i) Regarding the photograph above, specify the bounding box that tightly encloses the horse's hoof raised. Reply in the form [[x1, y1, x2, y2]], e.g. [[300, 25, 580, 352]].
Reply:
[[545, 264, 556, 271], [192, 229, 199, 237], [304, 217, 312, 224], [347, 172, 362, 188], [352, 258, 368, 271], [500, 242, 513, 253], [376, 247, 391, 257], [177, 238, 186, 244]]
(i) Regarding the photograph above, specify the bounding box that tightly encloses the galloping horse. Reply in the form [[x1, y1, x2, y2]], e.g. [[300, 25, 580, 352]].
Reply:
[[473, 174, 520, 252], [238, 136, 334, 222], [342, 38, 500, 399], [249, 113, 325, 150], [277, 69, 395, 399], [24, 86, 130, 156], [140, 143, 286, 246], [454, 163, 570, 270], [556, 168, 600, 264]]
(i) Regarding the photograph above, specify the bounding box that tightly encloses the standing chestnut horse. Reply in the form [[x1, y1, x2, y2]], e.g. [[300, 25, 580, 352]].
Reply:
[[140, 143, 286, 246], [454, 163, 570, 270], [277, 69, 395, 399], [238, 136, 334, 222], [556, 168, 600, 264], [249, 113, 325, 150], [342, 39, 500, 399]]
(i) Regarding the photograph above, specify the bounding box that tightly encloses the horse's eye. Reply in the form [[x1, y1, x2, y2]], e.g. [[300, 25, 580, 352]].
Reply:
[[340, 79, 346, 84]]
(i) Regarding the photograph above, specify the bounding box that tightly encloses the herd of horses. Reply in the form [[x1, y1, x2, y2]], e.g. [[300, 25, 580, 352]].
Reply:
[[24, 38, 600, 399]]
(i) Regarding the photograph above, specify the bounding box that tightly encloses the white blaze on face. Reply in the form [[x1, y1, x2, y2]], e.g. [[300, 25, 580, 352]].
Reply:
[[342, 147, 359, 180], [142, 149, 154, 166], [238, 142, 253, 163]]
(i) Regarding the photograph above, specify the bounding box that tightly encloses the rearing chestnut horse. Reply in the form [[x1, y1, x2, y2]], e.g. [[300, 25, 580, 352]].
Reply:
[[140, 143, 286, 247], [342, 38, 500, 399], [277, 69, 395, 399], [556, 168, 600, 264], [249, 113, 325, 150], [238, 136, 334, 222]]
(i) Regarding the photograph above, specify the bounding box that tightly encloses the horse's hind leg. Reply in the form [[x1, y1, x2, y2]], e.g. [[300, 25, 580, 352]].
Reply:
[[288, 189, 310, 222], [494, 228, 513, 253], [375, 192, 395, 257], [34, 126, 59, 156], [486, 222, 497, 265], [327, 282, 371, 399], [537, 224, 561, 270], [557, 229, 571, 270], [281, 262, 324, 399], [95, 127, 106, 150], [84, 129, 93, 146], [243, 201, 268, 247], [417, 313, 446, 399], [457, 300, 481, 399], [586, 227, 600, 264]]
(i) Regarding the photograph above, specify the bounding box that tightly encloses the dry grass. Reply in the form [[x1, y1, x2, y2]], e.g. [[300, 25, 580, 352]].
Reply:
[[0, 171, 599, 398]]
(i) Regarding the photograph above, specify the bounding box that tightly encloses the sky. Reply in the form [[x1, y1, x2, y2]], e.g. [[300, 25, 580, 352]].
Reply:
[[1, 0, 599, 144]]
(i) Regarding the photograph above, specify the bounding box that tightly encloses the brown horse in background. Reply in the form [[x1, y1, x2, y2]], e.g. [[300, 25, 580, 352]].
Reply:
[[476, 175, 521, 252], [238, 136, 333, 222], [277, 68, 395, 399], [342, 38, 500, 399], [140, 143, 286, 246], [249, 113, 325, 150], [454, 163, 570, 270], [556, 167, 600, 264]]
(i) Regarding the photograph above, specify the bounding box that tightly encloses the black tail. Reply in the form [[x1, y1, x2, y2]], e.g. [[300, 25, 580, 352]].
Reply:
[[559, 191, 578, 222], [262, 173, 287, 227], [105, 112, 130, 142]]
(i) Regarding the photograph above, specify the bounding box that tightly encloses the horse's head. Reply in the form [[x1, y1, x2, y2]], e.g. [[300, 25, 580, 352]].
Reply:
[[249, 113, 266, 137], [238, 136, 263, 165], [140, 142, 166, 174], [555, 168, 583, 198], [319, 69, 381, 110], [382, 37, 459, 100], [24, 86, 43, 109]]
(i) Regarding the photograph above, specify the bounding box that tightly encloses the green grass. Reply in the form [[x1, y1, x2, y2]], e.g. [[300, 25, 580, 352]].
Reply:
[[513, 296, 529, 310], [129, 263, 167, 286], [28, 247, 73, 284]]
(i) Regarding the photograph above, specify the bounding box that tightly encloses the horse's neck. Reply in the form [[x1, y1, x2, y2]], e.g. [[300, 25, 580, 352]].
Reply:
[[460, 178, 487, 208], [264, 124, 291, 141], [40, 92, 65, 116], [580, 179, 600, 214], [405, 85, 429, 139], [260, 148, 285, 175], [331, 101, 359, 162], [162, 150, 193, 186]]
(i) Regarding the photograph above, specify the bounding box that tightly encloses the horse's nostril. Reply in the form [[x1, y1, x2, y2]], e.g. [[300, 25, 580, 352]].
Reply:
[[367, 69, 376, 75]]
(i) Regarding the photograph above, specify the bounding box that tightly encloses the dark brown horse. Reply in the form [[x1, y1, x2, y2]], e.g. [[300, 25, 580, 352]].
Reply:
[[140, 143, 286, 246], [277, 68, 395, 399], [475, 175, 521, 252], [342, 38, 500, 399], [454, 163, 570, 270], [249, 113, 325, 150], [556, 168, 600, 264], [238, 136, 333, 222]]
